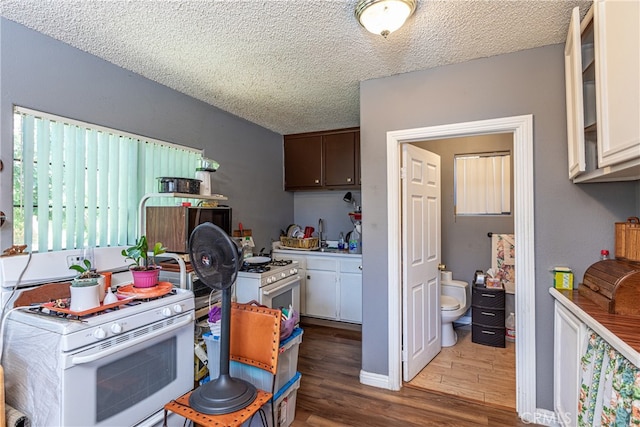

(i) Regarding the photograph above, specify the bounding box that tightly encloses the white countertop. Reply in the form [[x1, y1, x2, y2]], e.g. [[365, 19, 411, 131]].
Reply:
[[273, 247, 362, 258]]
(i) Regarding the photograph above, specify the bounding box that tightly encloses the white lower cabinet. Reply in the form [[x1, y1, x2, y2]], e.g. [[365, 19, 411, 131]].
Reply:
[[272, 250, 362, 324], [306, 258, 338, 319], [339, 259, 363, 323], [553, 301, 586, 427]]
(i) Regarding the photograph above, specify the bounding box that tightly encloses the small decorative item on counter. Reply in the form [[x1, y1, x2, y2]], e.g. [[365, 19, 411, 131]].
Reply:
[[69, 257, 106, 302], [553, 266, 574, 290], [600, 249, 609, 260]]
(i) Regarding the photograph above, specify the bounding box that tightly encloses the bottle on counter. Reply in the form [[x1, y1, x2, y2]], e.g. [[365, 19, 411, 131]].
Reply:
[[348, 227, 361, 254], [600, 249, 610, 261], [338, 232, 345, 250]]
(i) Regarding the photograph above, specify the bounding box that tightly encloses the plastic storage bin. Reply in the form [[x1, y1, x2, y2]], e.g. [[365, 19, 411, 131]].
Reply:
[[204, 327, 303, 393], [231, 327, 303, 393], [244, 372, 302, 427]]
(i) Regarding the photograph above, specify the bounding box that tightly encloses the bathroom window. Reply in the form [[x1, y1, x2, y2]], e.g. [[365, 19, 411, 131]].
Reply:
[[454, 152, 511, 215]]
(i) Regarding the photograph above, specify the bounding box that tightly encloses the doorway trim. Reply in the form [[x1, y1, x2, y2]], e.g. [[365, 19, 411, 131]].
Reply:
[[386, 115, 536, 419]]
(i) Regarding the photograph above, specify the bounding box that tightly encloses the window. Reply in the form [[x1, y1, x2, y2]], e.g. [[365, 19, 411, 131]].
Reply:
[[13, 106, 202, 252], [454, 152, 511, 215]]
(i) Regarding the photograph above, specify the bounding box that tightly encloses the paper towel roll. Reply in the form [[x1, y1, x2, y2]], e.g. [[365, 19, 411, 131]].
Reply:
[[441, 271, 452, 282]]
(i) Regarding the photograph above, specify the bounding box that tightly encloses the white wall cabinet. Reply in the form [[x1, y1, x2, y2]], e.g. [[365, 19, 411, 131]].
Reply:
[[565, 0, 640, 183], [273, 249, 362, 324], [553, 301, 585, 427]]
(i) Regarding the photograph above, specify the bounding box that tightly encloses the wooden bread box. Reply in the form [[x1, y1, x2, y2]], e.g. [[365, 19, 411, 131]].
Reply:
[[579, 259, 640, 316]]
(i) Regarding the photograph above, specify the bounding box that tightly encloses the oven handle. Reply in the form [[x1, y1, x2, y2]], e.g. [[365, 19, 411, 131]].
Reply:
[[262, 275, 300, 296], [71, 314, 193, 365]]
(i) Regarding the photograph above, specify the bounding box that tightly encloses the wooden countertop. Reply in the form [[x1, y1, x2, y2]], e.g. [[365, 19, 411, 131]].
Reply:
[[550, 288, 640, 366]]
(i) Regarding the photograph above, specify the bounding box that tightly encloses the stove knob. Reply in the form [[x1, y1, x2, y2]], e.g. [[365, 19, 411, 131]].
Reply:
[[110, 323, 123, 334], [173, 304, 183, 313], [270, 275, 277, 283], [93, 328, 106, 339], [291, 268, 298, 274], [266, 277, 273, 284], [162, 307, 173, 316], [281, 272, 286, 278]]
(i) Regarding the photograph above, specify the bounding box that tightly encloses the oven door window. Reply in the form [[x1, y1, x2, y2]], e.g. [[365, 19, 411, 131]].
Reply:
[[62, 317, 193, 427], [96, 338, 177, 422]]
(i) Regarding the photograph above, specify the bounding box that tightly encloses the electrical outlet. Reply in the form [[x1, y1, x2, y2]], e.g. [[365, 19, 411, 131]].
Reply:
[[66, 255, 85, 267]]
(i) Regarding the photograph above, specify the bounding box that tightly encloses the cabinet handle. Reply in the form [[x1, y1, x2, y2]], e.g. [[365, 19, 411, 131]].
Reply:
[[481, 312, 496, 316], [347, 177, 352, 182], [481, 294, 496, 298], [307, 275, 311, 280], [358, 265, 362, 270], [481, 330, 496, 335], [314, 179, 320, 184]]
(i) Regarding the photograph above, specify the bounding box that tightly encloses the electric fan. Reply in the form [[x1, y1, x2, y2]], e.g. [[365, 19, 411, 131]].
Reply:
[[188, 223, 257, 414]]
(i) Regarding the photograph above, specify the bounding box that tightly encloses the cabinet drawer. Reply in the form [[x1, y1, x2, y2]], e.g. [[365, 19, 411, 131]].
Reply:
[[340, 259, 362, 274], [472, 307, 505, 327], [471, 324, 506, 348], [472, 287, 505, 308], [306, 257, 338, 271]]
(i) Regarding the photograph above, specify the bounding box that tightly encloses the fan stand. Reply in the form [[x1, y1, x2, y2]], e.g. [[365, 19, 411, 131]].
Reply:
[[189, 286, 257, 414], [187, 222, 257, 415]]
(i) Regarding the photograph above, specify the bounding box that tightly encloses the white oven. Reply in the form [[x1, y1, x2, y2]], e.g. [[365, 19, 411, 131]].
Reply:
[[0, 248, 196, 427], [234, 260, 301, 315]]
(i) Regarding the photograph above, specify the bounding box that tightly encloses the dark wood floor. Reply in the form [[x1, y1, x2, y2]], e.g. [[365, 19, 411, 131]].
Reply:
[[293, 323, 536, 427]]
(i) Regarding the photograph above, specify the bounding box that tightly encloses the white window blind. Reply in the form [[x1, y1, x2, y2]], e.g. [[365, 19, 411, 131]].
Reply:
[[455, 153, 511, 215], [13, 106, 202, 252]]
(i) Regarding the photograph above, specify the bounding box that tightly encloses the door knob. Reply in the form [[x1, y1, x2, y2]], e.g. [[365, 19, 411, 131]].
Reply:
[[438, 263, 446, 271]]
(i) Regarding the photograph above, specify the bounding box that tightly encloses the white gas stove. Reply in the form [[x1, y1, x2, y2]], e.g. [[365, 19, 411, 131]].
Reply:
[[0, 247, 195, 427], [235, 258, 301, 314]]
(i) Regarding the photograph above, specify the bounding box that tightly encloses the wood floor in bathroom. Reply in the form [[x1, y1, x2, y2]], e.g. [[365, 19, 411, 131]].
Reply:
[[405, 325, 516, 410]]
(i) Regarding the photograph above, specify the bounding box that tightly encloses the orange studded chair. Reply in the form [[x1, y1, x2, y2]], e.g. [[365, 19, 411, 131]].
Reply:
[[164, 303, 281, 427]]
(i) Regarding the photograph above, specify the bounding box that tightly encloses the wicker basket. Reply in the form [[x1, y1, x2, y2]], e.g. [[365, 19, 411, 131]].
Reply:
[[280, 236, 319, 250]]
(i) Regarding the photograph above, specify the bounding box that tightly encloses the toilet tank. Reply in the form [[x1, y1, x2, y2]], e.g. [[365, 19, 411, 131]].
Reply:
[[441, 280, 470, 309]]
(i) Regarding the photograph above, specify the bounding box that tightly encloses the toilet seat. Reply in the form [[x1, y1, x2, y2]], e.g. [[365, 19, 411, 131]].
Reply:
[[441, 295, 460, 311]]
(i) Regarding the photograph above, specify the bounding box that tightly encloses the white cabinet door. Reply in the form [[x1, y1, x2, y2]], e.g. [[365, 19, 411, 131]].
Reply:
[[565, 6, 587, 179], [305, 269, 337, 319], [339, 259, 362, 323], [554, 301, 585, 427], [595, 0, 640, 168], [305, 257, 338, 320]]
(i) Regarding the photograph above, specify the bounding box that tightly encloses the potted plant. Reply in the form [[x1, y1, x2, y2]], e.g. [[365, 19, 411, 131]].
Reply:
[[68, 258, 103, 311], [122, 236, 166, 288]]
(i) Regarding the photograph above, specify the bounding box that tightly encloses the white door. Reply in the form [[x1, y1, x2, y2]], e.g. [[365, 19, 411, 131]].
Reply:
[[402, 144, 441, 381]]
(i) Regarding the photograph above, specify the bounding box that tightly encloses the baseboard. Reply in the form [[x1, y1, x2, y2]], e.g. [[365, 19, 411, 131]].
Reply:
[[300, 316, 362, 331], [359, 369, 392, 390]]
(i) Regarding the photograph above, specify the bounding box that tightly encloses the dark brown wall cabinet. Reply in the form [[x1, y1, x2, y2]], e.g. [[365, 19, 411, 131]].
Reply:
[[284, 128, 360, 191]]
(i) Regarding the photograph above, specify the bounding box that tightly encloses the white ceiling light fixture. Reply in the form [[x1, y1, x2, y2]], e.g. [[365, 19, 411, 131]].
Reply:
[[355, 0, 417, 38]]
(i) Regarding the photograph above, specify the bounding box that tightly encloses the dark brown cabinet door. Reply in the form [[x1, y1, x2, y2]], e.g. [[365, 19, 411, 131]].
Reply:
[[323, 132, 356, 187], [284, 128, 360, 191], [284, 135, 323, 189]]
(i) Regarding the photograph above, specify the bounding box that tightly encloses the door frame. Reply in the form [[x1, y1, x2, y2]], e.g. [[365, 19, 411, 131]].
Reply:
[[386, 115, 536, 419]]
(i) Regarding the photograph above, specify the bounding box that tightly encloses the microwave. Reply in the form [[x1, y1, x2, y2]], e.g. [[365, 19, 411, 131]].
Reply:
[[146, 206, 232, 253]]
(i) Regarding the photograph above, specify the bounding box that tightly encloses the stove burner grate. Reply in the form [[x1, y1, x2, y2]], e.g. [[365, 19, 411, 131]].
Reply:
[[269, 259, 293, 267]]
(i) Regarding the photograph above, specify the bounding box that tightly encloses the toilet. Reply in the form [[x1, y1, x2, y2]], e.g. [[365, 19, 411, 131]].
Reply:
[[440, 271, 471, 347]]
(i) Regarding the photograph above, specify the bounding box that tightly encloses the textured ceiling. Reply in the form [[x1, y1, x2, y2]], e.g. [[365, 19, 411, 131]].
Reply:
[[1, 0, 591, 135]]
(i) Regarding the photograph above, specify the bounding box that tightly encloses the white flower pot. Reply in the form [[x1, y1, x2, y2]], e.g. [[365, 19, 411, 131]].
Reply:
[[70, 281, 101, 312]]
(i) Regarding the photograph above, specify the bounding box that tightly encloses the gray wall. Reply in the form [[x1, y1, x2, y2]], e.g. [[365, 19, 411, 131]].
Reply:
[[360, 44, 638, 410], [0, 18, 292, 252], [293, 191, 361, 244], [414, 134, 514, 283]]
